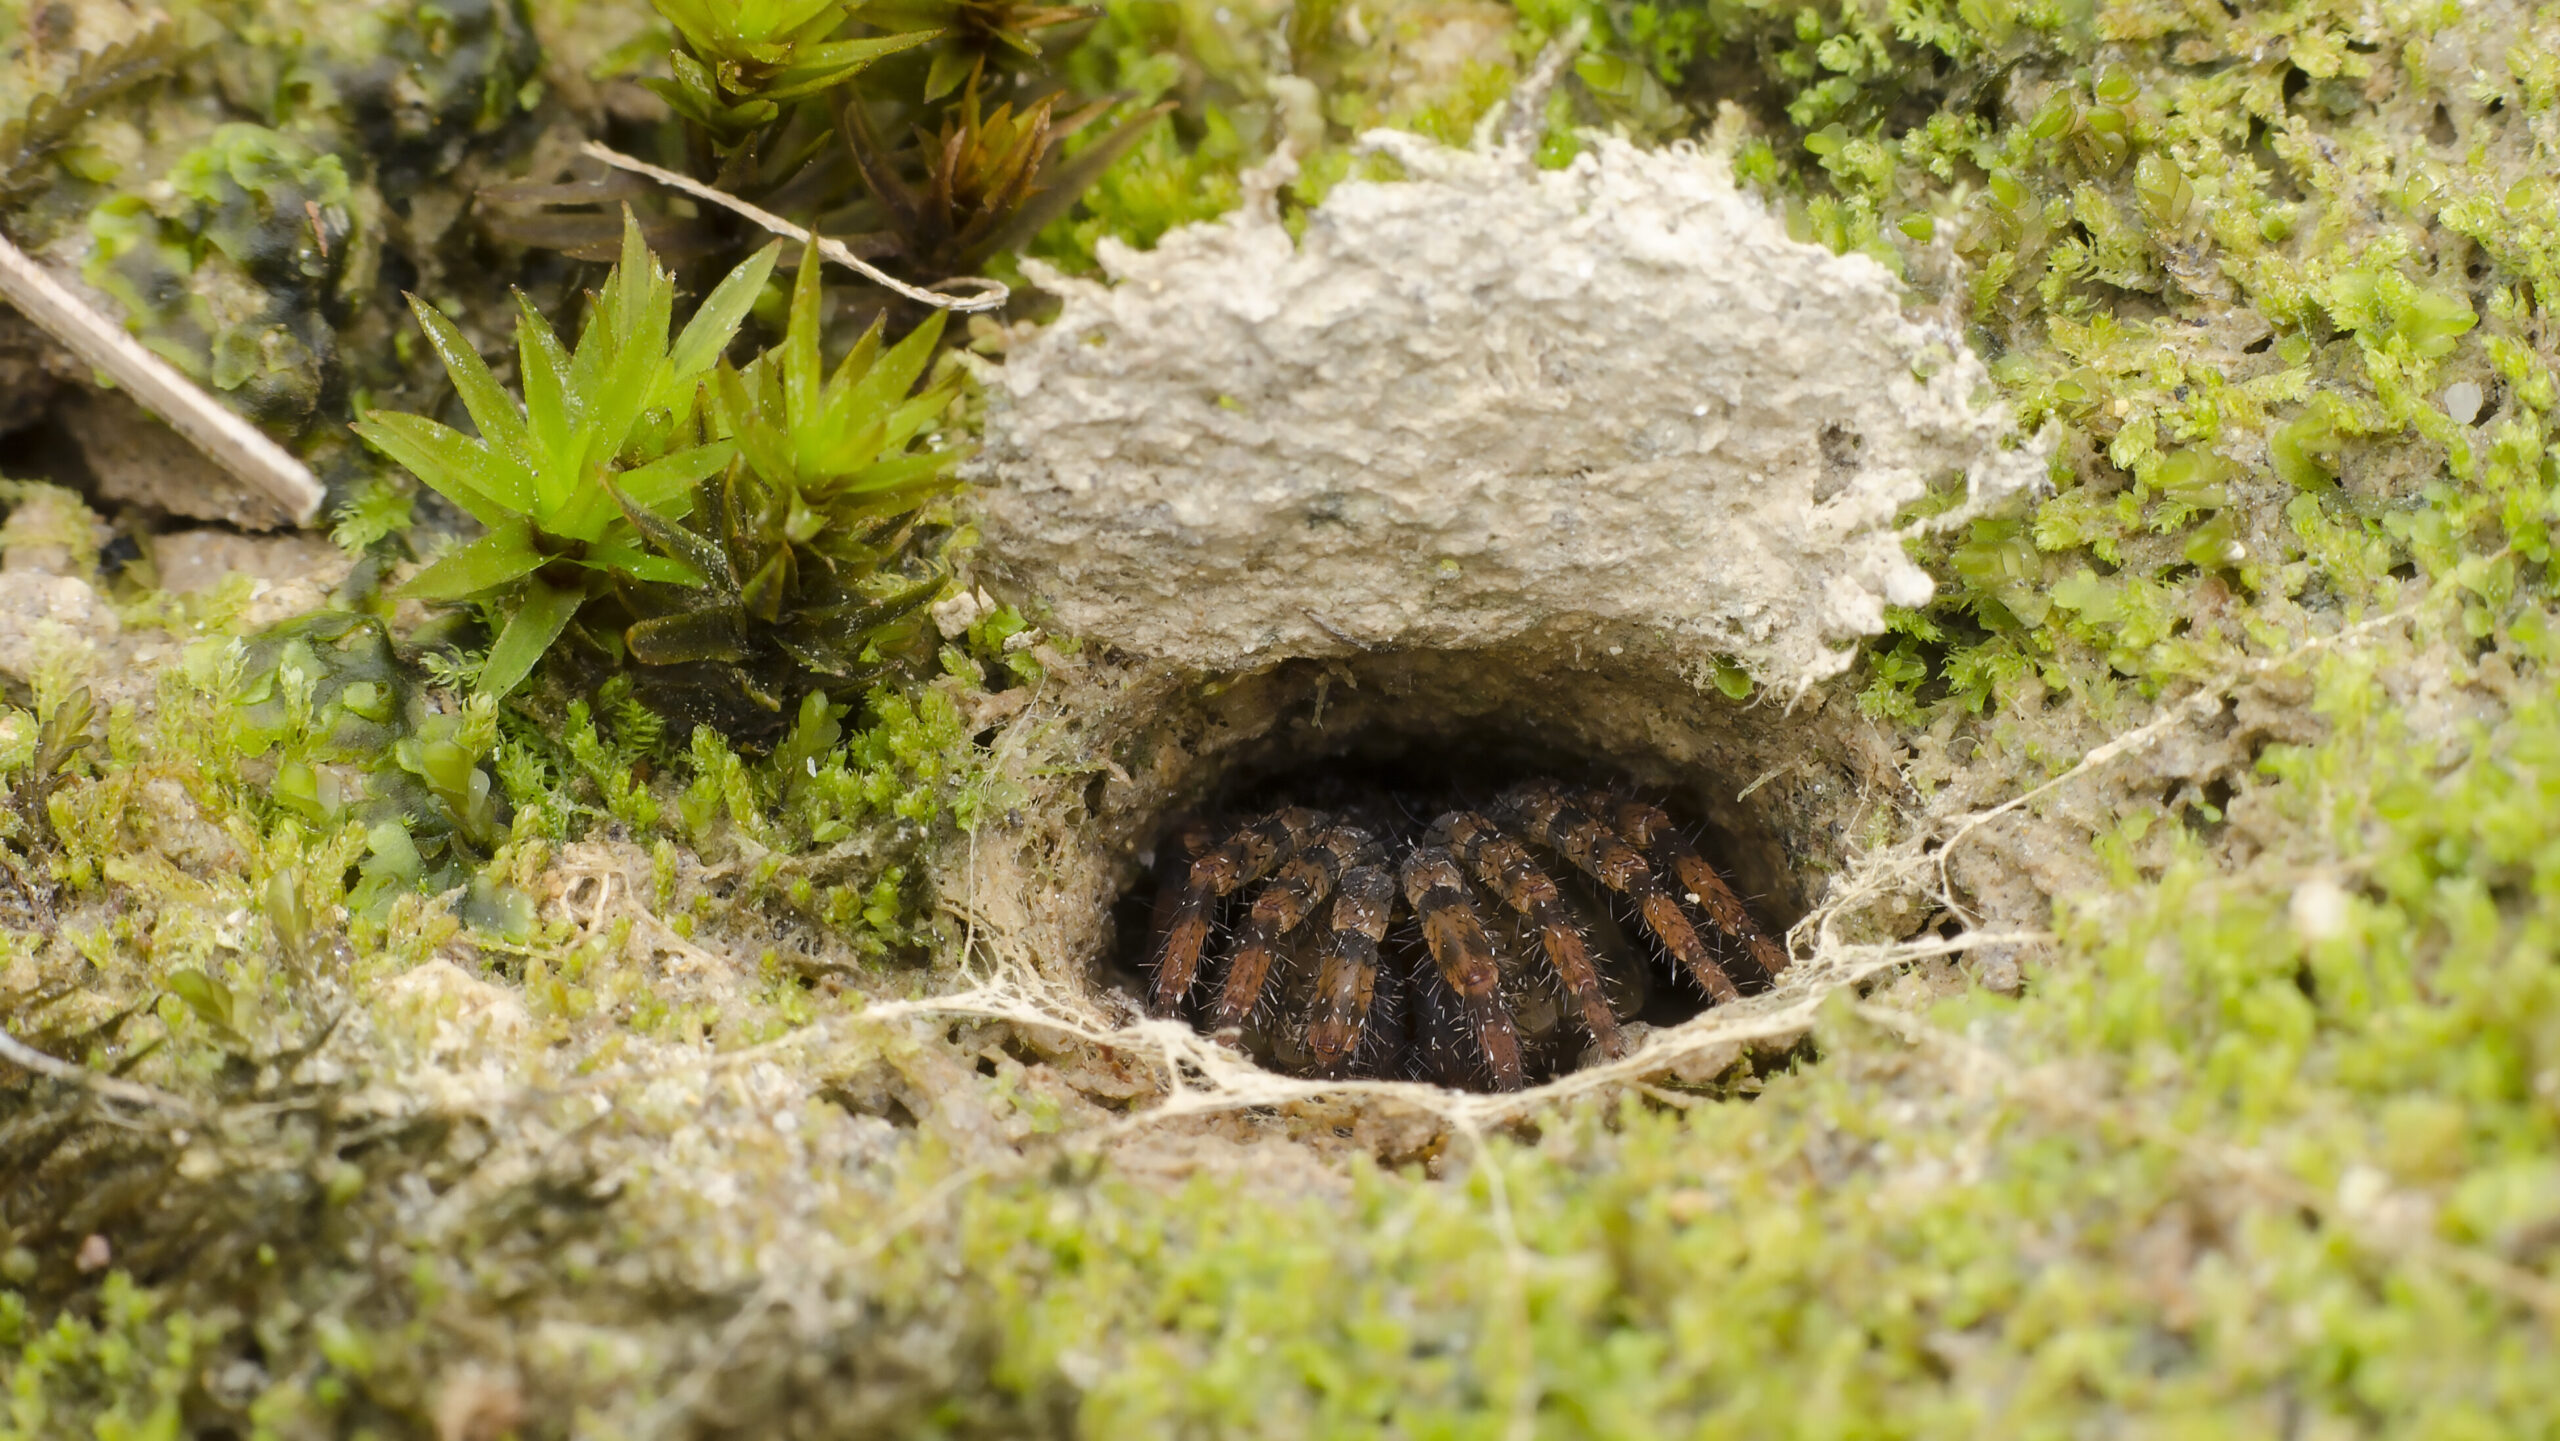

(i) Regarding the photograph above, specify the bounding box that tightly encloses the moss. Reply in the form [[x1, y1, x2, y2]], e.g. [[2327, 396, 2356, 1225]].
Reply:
[[84, 123, 365, 432], [2, 1274, 206, 1438], [1031, 0, 1547, 271], [199, 0, 543, 191], [11, 0, 2560, 1433], [906, 596, 2559, 1435], [2, 0, 541, 467], [1622, 0, 2556, 771]]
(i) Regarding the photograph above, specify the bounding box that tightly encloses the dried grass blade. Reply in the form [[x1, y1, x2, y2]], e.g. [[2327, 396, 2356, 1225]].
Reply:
[[580, 140, 1010, 314]]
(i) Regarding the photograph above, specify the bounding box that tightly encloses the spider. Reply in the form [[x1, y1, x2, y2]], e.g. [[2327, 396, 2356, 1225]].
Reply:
[[1136, 776, 1789, 1091]]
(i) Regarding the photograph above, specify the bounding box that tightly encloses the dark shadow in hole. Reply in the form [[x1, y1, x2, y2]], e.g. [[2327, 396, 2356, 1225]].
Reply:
[[0, 404, 97, 497]]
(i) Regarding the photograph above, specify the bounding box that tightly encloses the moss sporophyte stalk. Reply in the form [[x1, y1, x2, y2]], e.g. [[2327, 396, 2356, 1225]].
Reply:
[[6, 0, 2560, 1433]]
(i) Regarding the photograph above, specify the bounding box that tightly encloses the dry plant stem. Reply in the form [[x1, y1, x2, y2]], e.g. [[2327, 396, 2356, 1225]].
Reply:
[[1490, 15, 1589, 154], [579, 141, 1011, 314], [0, 1027, 202, 1119], [0, 230, 324, 525]]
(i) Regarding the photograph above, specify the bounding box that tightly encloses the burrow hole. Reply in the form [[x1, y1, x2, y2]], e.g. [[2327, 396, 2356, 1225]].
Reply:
[[1104, 718, 1809, 1093]]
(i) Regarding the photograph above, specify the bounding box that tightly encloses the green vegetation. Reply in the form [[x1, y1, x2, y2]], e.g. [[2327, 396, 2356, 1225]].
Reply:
[[84, 121, 364, 433], [354, 0, 1139, 720], [647, 0, 940, 152], [612, 236, 960, 731], [356, 217, 777, 699], [235, 611, 505, 910], [498, 0, 1163, 290], [1481, 0, 2560, 745], [354, 213, 966, 728], [0, 0, 544, 459], [5, 0, 2560, 1435]]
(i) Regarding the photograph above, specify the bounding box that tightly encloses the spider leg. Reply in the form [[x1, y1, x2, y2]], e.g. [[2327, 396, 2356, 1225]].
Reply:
[[1305, 862, 1394, 1077], [1146, 815, 1215, 958], [1400, 845, 1525, 1090], [1150, 807, 1324, 1015], [1501, 781, 1742, 1004], [1596, 794, 1791, 982], [1213, 823, 1368, 1030], [1434, 810, 1629, 1060]]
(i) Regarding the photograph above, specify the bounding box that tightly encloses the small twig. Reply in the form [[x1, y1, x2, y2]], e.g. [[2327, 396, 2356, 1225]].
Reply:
[[1735, 760, 1798, 803], [0, 229, 323, 526], [1494, 15, 1591, 155], [0, 1027, 201, 1119], [580, 141, 1010, 314]]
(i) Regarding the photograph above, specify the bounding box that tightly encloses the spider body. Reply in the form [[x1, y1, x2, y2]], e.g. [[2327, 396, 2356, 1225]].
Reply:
[[1137, 776, 1787, 1091]]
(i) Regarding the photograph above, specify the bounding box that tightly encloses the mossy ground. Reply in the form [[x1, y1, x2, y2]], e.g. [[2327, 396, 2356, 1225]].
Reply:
[[6, 0, 2560, 1436]]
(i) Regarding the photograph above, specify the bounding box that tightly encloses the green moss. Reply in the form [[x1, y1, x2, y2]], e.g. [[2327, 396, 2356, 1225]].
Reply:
[[2, 1274, 206, 1438], [910, 613, 2560, 1432], [81, 120, 363, 430], [1510, 0, 2544, 749], [1032, 0, 1558, 269], [2, 0, 540, 470], [192, 0, 542, 185], [11, 0, 2560, 1433], [1034, 102, 1250, 271]]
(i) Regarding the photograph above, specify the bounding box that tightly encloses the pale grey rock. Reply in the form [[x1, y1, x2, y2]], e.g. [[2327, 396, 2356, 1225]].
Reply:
[[152, 527, 352, 628], [61, 386, 302, 530], [150, 528, 344, 594], [0, 569, 119, 699]]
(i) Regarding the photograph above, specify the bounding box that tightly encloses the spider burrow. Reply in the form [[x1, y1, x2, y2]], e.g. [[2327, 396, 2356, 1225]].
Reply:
[[1135, 776, 1789, 1091]]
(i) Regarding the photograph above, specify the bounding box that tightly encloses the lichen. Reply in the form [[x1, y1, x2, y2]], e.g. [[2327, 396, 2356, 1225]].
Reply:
[[86, 122, 368, 434]]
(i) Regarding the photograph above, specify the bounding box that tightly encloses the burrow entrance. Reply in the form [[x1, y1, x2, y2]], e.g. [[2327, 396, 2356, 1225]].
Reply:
[[1107, 740, 1784, 1090], [969, 634, 1916, 1093]]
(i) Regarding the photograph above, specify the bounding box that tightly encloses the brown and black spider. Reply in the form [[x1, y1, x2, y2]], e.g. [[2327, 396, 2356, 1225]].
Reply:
[[1135, 776, 1789, 1091]]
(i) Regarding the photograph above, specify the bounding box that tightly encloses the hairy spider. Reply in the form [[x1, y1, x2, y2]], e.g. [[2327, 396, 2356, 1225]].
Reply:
[[1136, 776, 1788, 1091]]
